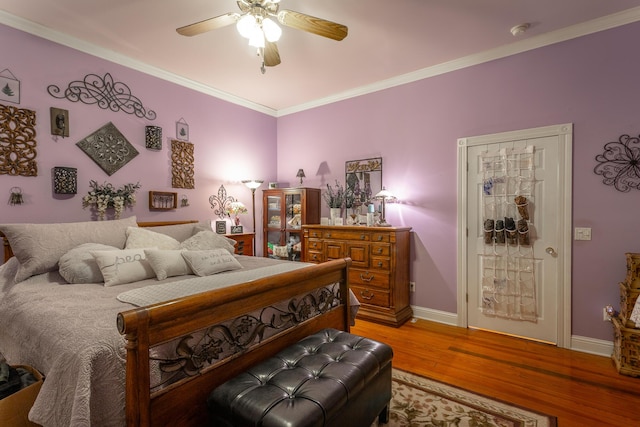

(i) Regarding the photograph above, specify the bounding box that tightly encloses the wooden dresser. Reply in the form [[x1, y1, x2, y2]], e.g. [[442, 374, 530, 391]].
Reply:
[[302, 225, 412, 327]]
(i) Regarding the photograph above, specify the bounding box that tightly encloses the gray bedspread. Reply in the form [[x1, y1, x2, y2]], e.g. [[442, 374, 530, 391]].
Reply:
[[0, 256, 314, 427]]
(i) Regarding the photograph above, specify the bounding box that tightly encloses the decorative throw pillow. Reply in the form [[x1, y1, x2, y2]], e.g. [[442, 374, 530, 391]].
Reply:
[[58, 243, 118, 284], [145, 222, 198, 242], [91, 248, 156, 287], [144, 249, 192, 280], [125, 227, 181, 250], [179, 231, 236, 255], [181, 249, 242, 277], [0, 216, 138, 283]]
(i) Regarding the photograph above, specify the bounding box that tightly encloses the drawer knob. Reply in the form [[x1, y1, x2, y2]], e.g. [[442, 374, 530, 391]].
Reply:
[[360, 234, 365, 240], [327, 233, 331, 238], [360, 289, 374, 300], [360, 272, 374, 282], [376, 248, 383, 254], [377, 261, 383, 267], [377, 235, 383, 241]]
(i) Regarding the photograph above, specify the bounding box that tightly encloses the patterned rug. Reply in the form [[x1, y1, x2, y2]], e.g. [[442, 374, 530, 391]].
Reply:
[[385, 369, 557, 427]]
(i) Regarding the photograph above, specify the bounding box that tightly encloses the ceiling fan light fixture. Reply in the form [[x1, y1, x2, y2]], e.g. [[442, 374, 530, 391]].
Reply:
[[248, 28, 265, 48], [262, 18, 282, 42], [237, 14, 257, 38]]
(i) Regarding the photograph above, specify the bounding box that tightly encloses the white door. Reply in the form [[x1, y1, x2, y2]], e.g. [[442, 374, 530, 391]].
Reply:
[[457, 124, 572, 347]]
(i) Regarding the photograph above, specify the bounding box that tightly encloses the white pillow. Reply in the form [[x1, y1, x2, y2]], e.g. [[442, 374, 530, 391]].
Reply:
[[59, 243, 118, 284], [180, 231, 236, 254], [125, 227, 181, 250], [181, 249, 242, 276], [144, 249, 192, 280], [0, 216, 137, 283], [145, 223, 198, 242], [91, 248, 156, 287]]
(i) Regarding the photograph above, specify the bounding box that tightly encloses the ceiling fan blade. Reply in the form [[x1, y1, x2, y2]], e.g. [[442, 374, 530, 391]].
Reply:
[[264, 41, 281, 67], [277, 10, 348, 41], [176, 13, 240, 37]]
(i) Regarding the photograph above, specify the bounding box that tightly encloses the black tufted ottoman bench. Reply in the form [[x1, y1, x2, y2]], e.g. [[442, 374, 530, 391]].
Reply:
[[207, 328, 393, 427]]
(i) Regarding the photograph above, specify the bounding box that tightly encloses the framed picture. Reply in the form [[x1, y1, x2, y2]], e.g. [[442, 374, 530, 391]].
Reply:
[[215, 220, 227, 234], [176, 119, 189, 141], [50, 107, 69, 138], [148, 191, 177, 210], [0, 69, 20, 104], [230, 225, 243, 234]]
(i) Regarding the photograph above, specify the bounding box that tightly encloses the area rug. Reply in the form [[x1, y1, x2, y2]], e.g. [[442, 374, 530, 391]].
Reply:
[[385, 369, 557, 427]]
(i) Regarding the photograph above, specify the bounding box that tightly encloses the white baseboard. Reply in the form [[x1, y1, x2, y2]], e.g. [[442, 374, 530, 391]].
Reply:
[[411, 305, 614, 358]]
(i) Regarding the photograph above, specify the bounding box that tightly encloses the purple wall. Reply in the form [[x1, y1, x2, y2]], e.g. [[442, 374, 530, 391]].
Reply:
[[0, 23, 277, 251], [3, 21, 640, 342], [277, 22, 640, 341]]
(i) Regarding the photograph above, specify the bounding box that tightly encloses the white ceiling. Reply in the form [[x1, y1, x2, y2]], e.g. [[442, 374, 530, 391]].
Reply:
[[2, 0, 640, 115]]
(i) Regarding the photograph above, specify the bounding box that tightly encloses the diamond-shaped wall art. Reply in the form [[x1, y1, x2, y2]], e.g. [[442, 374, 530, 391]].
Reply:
[[76, 122, 138, 176]]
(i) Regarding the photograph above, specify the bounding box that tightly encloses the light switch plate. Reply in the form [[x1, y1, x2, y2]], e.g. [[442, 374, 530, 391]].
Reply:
[[574, 227, 592, 241]]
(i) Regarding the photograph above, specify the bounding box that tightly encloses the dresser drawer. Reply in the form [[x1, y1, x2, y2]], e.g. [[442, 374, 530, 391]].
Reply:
[[349, 269, 390, 289], [323, 229, 369, 241], [370, 243, 390, 257], [371, 232, 391, 243], [370, 256, 390, 270], [306, 251, 323, 263], [306, 239, 323, 251], [307, 229, 323, 239], [352, 285, 391, 308]]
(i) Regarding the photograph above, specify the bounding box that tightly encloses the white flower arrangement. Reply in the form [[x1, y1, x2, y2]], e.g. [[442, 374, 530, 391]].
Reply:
[[82, 180, 141, 220]]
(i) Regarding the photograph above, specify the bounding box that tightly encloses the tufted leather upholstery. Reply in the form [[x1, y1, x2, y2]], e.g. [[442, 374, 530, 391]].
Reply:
[[208, 328, 393, 427]]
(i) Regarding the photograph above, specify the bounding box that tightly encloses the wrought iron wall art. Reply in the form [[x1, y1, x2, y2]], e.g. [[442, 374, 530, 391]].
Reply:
[[171, 139, 194, 189], [145, 126, 162, 150], [52, 166, 77, 194], [47, 72, 156, 120], [594, 133, 640, 192], [8, 187, 23, 205], [76, 122, 139, 176], [0, 103, 37, 176], [50, 107, 69, 138], [209, 185, 238, 219], [0, 69, 20, 104]]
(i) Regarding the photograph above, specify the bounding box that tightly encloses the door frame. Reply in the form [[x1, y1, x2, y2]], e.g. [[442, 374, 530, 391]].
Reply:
[[456, 123, 573, 348]]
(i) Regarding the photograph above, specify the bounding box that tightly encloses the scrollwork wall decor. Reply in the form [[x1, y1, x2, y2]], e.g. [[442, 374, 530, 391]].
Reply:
[[171, 139, 195, 189], [0, 103, 37, 176], [47, 72, 156, 120], [594, 134, 640, 192]]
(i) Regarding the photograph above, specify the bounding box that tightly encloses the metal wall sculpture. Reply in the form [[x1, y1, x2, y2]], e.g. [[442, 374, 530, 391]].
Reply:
[[52, 166, 78, 194], [594, 133, 640, 192], [47, 72, 156, 120], [76, 122, 139, 176], [171, 139, 194, 189], [0, 103, 37, 176]]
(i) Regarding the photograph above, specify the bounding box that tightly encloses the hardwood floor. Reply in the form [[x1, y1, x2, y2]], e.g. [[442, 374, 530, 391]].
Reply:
[[351, 318, 640, 427]]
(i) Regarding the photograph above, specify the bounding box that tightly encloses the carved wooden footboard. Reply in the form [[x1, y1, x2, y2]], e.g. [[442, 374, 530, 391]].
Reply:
[[117, 258, 352, 427]]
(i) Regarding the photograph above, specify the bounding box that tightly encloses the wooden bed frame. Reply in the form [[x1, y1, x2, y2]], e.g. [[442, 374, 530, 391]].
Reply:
[[1, 220, 352, 427]]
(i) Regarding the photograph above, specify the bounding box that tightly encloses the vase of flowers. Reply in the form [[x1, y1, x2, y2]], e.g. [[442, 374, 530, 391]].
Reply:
[[226, 201, 248, 225], [323, 180, 345, 224], [82, 180, 141, 220]]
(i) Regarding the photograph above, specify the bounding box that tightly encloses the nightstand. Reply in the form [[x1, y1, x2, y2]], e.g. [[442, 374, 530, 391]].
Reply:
[[225, 233, 255, 256]]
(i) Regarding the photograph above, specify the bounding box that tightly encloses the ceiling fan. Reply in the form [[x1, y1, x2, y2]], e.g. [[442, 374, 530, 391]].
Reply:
[[176, 0, 348, 73]]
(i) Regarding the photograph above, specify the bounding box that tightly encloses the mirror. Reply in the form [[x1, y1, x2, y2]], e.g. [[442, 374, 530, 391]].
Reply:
[[345, 157, 382, 208]]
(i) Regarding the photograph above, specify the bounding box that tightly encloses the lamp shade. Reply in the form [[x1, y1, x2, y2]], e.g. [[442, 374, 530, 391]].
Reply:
[[262, 18, 282, 42], [242, 180, 264, 190], [374, 187, 395, 200]]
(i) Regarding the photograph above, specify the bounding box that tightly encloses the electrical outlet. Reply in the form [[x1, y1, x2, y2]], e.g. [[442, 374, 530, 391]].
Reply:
[[603, 307, 611, 322], [409, 281, 416, 292]]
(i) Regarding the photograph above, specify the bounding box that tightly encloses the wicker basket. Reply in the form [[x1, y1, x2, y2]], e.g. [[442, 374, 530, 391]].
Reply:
[[619, 282, 640, 328], [611, 316, 640, 377], [625, 253, 640, 289]]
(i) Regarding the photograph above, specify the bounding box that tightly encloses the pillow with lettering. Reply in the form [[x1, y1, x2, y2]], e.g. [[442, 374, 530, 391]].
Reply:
[[91, 248, 156, 287], [181, 249, 242, 277]]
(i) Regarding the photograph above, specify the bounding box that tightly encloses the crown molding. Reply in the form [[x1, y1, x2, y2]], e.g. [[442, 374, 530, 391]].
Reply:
[[277, 6, 640, 116], [2, 7, 640, 118]]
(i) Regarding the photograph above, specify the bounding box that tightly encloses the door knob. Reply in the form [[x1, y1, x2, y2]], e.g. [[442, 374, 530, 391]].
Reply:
[[545, 247, 557, 256]]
